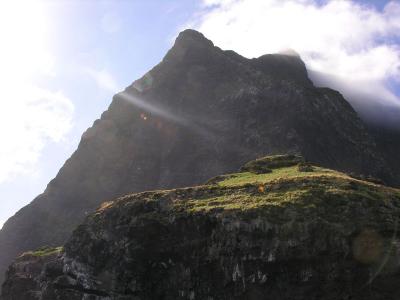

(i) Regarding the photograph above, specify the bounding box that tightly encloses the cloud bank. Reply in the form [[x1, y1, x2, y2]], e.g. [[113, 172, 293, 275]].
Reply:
[[192, 0, 400, 129], [0, 0, 74, 183], [0, 86, 73, 183]]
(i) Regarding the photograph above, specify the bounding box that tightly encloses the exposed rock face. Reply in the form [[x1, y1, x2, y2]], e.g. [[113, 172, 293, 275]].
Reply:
[[368, 125, 400, 182], [2, 156, 400, 299], [0, 29, 396, 285], [1, 248, 63, 300]]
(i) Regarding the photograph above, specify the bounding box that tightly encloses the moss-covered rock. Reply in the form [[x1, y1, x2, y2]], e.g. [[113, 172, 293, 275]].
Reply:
[[2, 155, 400, 300], [21, 246, 63, 258], [1, 28, 398, 289], [240, 154, 304, 174], [298, 162, 315, 172]]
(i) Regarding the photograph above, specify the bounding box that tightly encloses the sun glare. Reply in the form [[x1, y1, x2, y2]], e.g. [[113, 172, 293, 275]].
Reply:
[[0, 0, 74, 183], [0, 0, 53, 85]]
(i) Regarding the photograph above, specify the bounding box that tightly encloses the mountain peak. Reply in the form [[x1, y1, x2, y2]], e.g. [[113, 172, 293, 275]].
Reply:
[[0, 28, 398, 292], [174, 29, 214, 49], [160, 29, 217, 66]]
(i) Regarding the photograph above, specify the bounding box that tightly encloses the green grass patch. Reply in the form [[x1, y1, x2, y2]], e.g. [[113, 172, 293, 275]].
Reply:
[[240, 154, 303, 174], [101, 155, 400, 228], [22, 246, 63, 258], [218, 166, 340, 187]]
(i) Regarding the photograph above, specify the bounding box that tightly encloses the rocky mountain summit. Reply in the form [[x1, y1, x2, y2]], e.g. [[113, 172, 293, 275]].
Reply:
[[2, 155, 400, 300], [0, 29, 398, 286]]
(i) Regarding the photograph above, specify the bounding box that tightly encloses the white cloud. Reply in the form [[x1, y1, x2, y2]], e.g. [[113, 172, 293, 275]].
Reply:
[[0, 85, 74, 183], [84, 67, 120, 93], [192, 0, 400, 124], [0, 0, 74, 183]]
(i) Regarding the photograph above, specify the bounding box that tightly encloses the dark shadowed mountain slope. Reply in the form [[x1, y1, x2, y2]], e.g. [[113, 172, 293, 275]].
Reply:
[[2, 155, 400, 300], [368, 125, 400, 180], [0, 29, 396, 285]]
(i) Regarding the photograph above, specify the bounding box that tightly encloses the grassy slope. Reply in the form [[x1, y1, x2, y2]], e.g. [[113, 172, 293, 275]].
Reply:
[[171, 165, 400, 223], [57, 157, 400, 258], [20, 246, 63, 258], [92, 157, 399, 220], [218, 165, 337, 187]]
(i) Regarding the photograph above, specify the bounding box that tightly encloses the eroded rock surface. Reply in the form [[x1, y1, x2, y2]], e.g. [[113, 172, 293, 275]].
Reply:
[[3, 156, 400, 300], [0, 29, 397, 285]]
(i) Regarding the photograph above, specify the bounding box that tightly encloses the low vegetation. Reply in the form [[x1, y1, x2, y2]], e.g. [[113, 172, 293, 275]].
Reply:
[[107, 155, 399, 226], [240, 154, 303, 174], [21, 246, 63, 258]]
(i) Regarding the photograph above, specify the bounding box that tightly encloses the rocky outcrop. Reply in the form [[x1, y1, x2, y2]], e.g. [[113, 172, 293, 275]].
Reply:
[[368, 125, 400, 183], [0, 29, 396, 285], [1, 248, 63, 300], [2, 156, 400, 299]]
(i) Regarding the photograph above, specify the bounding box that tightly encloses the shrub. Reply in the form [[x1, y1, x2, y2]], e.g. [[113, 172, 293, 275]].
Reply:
[[241, 154, 303, 174], [297, 162, 314, 172]]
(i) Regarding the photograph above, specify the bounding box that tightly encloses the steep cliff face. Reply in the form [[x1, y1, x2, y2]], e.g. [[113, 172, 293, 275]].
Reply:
[[0, 29, 395, 285], [2, 155, 400, 300], [368, 125, 400, 181]]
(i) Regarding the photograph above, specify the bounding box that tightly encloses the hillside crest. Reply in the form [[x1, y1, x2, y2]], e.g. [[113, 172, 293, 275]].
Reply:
[[2, 155, 400, 299]]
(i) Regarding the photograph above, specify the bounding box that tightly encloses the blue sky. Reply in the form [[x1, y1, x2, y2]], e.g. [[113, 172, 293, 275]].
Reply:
[[0, 0, 201, 227], [0, 0, 399, 228]]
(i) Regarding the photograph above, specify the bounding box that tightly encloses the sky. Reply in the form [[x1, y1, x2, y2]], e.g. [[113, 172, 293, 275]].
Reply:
[[0, 0, 399, 229]]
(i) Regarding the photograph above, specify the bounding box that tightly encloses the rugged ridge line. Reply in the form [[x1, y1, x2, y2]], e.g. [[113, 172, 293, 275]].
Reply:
[[0, 29, 396, 286], [2, 155, 400, 299]]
